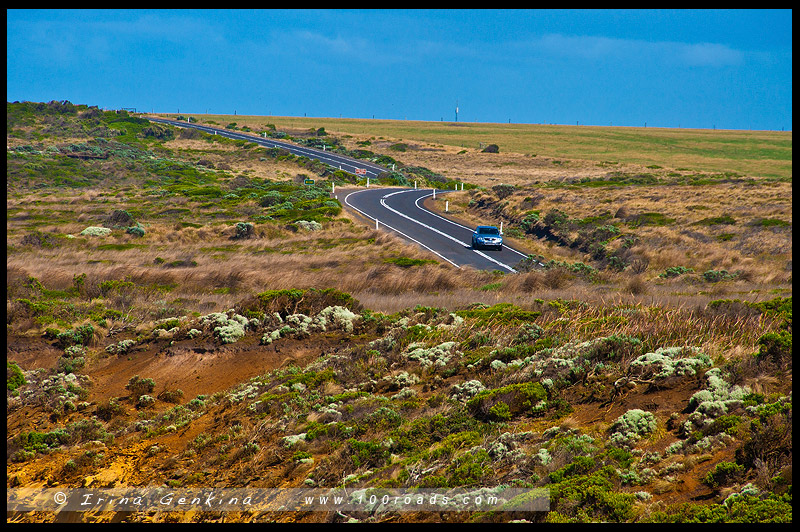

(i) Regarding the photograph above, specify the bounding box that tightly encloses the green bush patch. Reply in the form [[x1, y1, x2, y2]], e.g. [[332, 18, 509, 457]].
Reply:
[[467, 382, 548, 420]]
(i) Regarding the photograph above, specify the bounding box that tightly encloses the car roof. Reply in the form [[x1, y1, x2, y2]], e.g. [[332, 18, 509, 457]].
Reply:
[[476, 225, 498, 229]]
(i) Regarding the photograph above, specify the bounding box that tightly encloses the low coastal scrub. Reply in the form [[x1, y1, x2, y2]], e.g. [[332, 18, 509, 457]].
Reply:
[[5, 102, 792, 524]]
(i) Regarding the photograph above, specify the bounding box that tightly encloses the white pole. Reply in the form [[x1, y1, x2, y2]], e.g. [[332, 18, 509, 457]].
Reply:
[[445, 200, 449, 212], [367, 177, 370, 187], [376, 218, 379, 230], [433, 189, 436, 199], [500, 222, 503, 234], [332, 182, 335, 194], [414, 181, 417, 189]]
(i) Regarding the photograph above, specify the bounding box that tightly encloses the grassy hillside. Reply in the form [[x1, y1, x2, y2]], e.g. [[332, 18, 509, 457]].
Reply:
[[6, 101, 792, 523]]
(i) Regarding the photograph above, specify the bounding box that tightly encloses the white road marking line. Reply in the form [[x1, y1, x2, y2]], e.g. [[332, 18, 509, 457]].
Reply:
[[151, 118, 383, 177], [380, 190, 517, 273], [343, 189, 461, 268], [411, 192, 529, 259], [157, 118, 542, 271]]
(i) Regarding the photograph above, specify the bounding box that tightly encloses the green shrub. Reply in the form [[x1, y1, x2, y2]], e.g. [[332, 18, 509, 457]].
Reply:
[[549, 456, 597, 483], [755, 330, 792, 366], [446, 448, 490, 487], [647, 493, 792, 523], [347, 438, 391, 469], [136, 394, 156, 408], [703, 270, 739, 282], [549, 465, 636, 522], [467, 382, 547, 420], [735, 403, 792, 472], [702, 461, 744, 489], [487, 401, 513, 421], [55, 324, 95, 348], [377, 171, 412, 187], [520, 212, 541, 233], [125, 225, 145, 237], [753, 218, 790, 228], [14, 429, 71, 454], [704, 414, 742, 437], [367, 406, 403, 431], [234, 222, 254, 239], [7, 361, 26, 393], [492, 183, 515, 199], [543, 209, 570, 227], [693, 215, 736, 226], [390, 410, 484, 455], [584, 334, 643, 361], [292, 450, 313, 462], [126, 375, 156, 398], [659, 266, 695, 278]]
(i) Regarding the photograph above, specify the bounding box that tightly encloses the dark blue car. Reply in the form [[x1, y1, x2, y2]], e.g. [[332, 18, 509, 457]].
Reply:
[[471, 225, 503, 250]]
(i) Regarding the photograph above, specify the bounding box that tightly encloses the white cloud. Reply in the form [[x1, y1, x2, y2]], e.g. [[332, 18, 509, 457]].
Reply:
[[504, 34, 744, 68], [676, 42, 743, 67], [9, 13, 225, 67]]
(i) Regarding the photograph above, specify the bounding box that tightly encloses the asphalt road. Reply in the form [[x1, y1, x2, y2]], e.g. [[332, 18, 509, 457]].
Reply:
[[146, 117, 387, 178], [146, 116, 530, 272], [343, 187, 529, 273]]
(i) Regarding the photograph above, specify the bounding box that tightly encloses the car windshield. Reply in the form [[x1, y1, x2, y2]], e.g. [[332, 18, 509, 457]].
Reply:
[[478, 227, 499, 235]]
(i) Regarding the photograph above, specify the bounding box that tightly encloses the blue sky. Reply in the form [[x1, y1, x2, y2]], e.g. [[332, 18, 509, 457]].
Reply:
[[7, 9, 792, 130]]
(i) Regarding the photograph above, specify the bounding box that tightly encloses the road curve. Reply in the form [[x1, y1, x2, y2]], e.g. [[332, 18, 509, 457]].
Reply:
[[146, 117, 529, 272], [146, 117, 387, 178], [344, 187, 528, 273]]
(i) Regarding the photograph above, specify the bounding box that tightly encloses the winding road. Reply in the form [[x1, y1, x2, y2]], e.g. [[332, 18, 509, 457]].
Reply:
[[147, 117, 386, 178], [146, 116, 529, 272], [343, 187, 528, 273]]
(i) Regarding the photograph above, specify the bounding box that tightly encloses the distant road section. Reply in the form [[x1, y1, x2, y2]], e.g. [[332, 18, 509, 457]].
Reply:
[[146, 117, 387, 178], [147, 117, 529, 272]]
